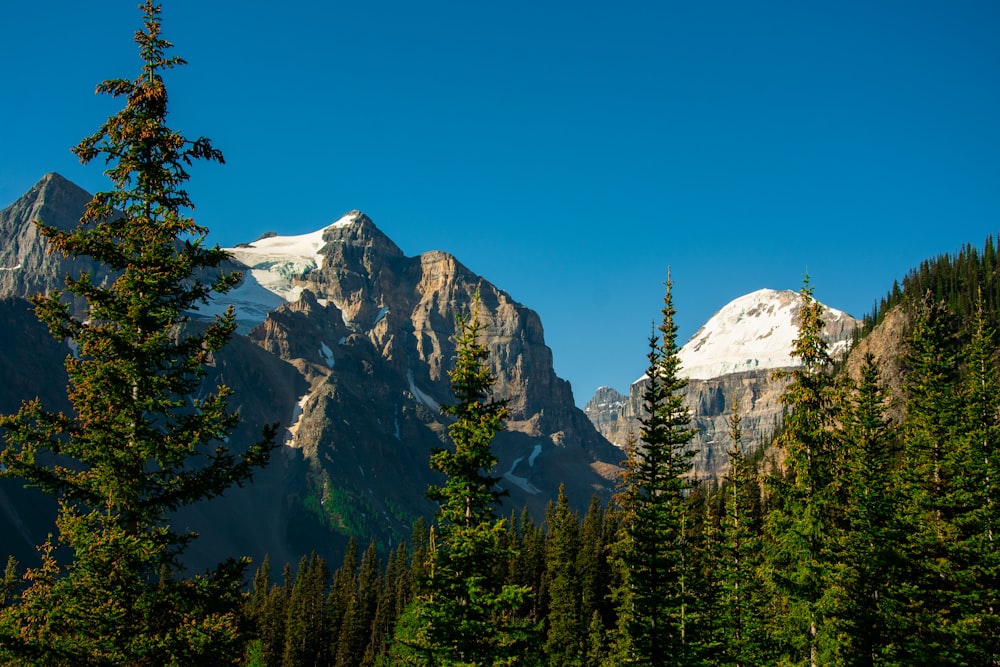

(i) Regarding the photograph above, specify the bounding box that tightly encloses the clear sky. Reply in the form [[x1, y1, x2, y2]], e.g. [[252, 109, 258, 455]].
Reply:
[[2, 1, 999, 405]]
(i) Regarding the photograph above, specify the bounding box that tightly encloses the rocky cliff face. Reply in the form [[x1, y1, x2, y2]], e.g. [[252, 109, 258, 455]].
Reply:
[[587, 289, 861, 480], [0, 175, 623, 569], [0, 173, 110, 302], [226, 212, 624, 540]]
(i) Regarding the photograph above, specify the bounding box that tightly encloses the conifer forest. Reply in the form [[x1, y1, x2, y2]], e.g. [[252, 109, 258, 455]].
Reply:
[[1, 4, 998, 666]]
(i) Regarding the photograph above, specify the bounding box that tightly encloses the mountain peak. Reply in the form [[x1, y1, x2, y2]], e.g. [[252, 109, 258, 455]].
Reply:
[[676, 288, 857, 380]]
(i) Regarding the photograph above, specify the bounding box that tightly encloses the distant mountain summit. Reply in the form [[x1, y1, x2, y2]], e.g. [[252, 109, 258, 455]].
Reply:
[[0, 173, 106, 301], [678, 288, 855, 379], [586, 288, 860, 479]]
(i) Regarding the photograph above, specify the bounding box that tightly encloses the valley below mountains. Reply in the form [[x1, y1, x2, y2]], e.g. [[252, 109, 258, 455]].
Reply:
[[0, 173, 860, 570]]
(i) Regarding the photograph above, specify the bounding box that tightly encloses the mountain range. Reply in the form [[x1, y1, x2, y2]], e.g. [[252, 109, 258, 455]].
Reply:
[[0, 173, 859, 570]]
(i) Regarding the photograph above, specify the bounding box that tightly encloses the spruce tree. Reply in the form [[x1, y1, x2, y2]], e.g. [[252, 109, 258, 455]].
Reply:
[[717, 403, 766, 666], [761, 278, 837, 667], [611, 273, 697, 667], [0, 4, 276, 664], [834, 352, 901, 665], [896, 292, 968, 663], [388, 292, 532, 666], [544, 484, 584, 666], [961, 291, 1000, 657]]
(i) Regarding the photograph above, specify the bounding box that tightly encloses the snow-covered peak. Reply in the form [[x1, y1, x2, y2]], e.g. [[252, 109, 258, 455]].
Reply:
[[674, 288, 853, 380], [225, 210, 361, 303]]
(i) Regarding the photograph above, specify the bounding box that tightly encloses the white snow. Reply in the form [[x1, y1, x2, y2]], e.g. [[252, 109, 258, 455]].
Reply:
[[373, 306, 389, 326], [407, 369, 441, 411], [319, 341, 335, 368], [502, 455, 542, 494], [653, 288, 855, 381], [285, 391, 314, 446], [0, 264, 21, 271], [527, 443, 543, 467], [202, 211, 361, 329], [190, 273, 286, 331]]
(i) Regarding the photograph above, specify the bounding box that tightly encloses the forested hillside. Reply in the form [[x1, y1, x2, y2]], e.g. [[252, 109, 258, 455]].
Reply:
[[238, 266, 1000, 666], [862, 234, 1000, 335], [1, 3, 996, 665]]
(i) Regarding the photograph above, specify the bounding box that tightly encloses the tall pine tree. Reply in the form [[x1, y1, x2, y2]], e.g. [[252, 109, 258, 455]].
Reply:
[[611, 272, 698, 667], [834, 352, 901, 665], [0, 4, 276, 664], [716, 402, 767, 666], [761, 278, 837, 667], [388, 292, 532, 666]]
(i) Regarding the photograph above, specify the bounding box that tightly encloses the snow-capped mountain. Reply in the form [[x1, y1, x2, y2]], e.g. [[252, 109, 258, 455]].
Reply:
[[677, 288, 855, 379], [0, 174, 622, 571], [586, 288, 861, 479]]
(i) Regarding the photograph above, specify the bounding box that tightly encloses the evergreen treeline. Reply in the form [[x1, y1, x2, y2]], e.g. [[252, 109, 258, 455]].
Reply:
[[241, 278, 999, 666], [861, 233, 1000, 337], [2, 4, 998, 665]]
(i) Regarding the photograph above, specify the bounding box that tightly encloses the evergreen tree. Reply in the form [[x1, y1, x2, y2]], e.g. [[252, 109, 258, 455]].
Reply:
[[834, 353, 901, 665], [716, 403, 766, 666], [388, 293, 532, 666], [282, 553, 330, 667], [245, 555, 290, 667], [0, 4, 276, 664], [961, 291, 1000, 657], [761, 278, 837, 667], [577, 495, 613, 632], [895, 292, 969, 662], [611, 273, 698, 667], [544, 485, 584, 666], [334, 541, 380, 667]]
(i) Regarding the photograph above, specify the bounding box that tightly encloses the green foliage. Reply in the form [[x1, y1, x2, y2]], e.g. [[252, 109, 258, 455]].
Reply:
[[389, 293, 534, 666], [611, 273, 698, 667], [861, 232, 1000, 337], [0, 4, 275, 664], [715, 403, 768, 665], [544, 485, 584, 666], [761, 278, 840, 666]]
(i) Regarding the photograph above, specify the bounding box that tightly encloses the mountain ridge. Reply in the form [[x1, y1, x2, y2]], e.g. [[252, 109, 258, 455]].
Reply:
[[585, 287, 861, 479], [0, 173, 622, 569]]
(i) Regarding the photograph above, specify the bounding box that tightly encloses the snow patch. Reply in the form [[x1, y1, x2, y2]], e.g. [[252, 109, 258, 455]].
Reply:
[[527, 443, 543, 467], [285, 391, 315, 446], [407, 369, 440, 411], [0, 264, 21, 271], [319, 341, 334, 368], [373, 306, 389, 326], [502, 454, 542, 495], [191, 275, 286, 332]]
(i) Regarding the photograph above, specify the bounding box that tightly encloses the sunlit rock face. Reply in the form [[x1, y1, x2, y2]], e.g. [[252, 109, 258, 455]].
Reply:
[[0, 174, 623, 569], [586, 289, 861, 480]]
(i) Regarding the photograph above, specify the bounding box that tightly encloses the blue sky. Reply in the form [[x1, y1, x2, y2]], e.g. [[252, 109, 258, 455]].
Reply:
[[2, 1, 998, 404]]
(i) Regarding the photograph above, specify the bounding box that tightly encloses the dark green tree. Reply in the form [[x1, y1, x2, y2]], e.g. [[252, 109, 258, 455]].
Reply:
[[388, 293, 532, 666], [610, 273, 698, 667], [961, 291, 1000, 656], [833, 353, 901, 665], [716, 403, 767, 666], [761, 278, 837, 667], [0, 3, 276, 664], [334, 542, 380, 667], [895, 292, 968, 663], [282, 553, 330, 667], [544, 485, 584, 666]]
